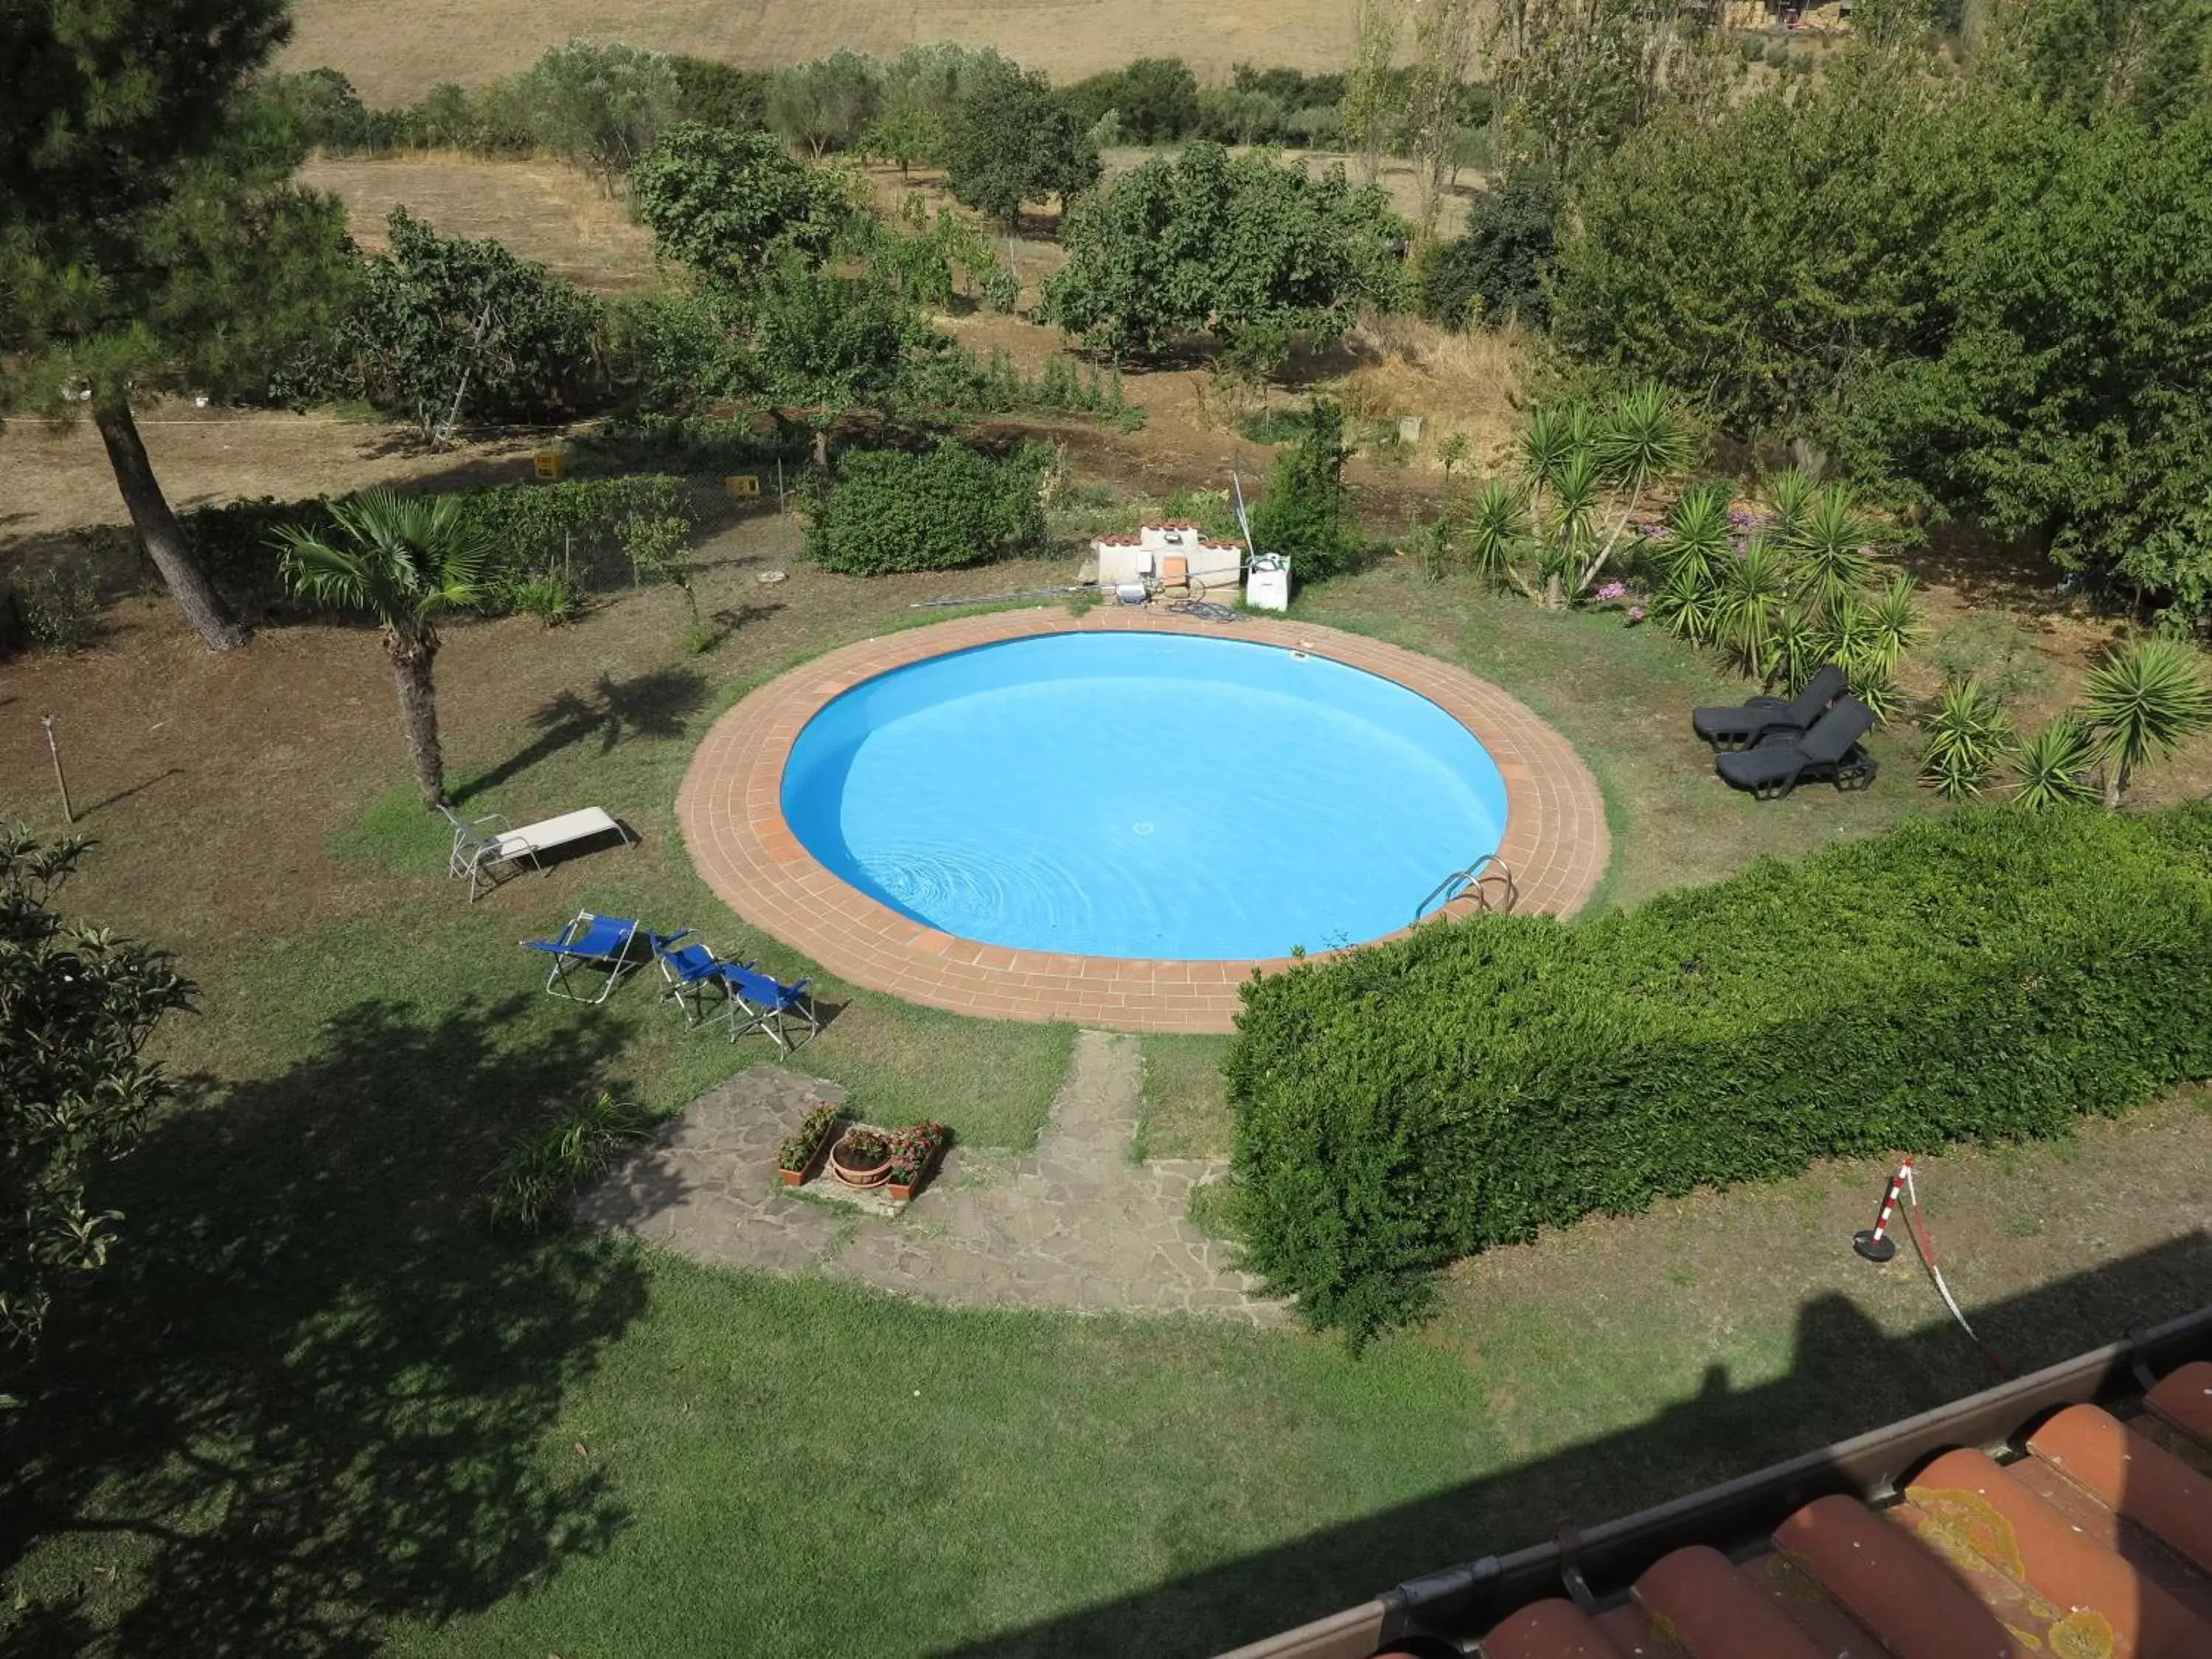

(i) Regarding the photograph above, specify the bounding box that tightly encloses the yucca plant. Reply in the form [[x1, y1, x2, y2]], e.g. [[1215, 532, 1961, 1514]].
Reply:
[[1652, 480, 1733, 591], [2010, 719, 2101, 810], [1651, 563, 1721, 644], [1519, 403, 1579, 487], [1784, 487, 1880, 619], [1759, 606, 1825, 695], [1528, 445, 1603, 608], [1865, 574, 1924, 673], [1716, 538, 1790, 674], [1848, 665, 1910, 725], [2079, 636, 2212, 806], [1918, 675, 2016, 800], [1814, 594, 1878, 678], [1762, 465, 1822, 538], [1491, 387, 1695, 608], [1463, 477, 1534, 596]]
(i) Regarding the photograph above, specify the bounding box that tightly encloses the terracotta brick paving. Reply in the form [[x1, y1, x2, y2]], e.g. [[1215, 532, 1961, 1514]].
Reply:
[[678, 608, 1608, 1033]]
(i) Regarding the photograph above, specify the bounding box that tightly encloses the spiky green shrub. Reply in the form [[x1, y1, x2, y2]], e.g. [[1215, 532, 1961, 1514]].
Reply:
[[2080, 637, 2212, 805], [2010, 720, 2101, 810], [1919, 675, 2015, 799], [1227, 806, 2212, 1338], [1640, 478, 1921, 720]]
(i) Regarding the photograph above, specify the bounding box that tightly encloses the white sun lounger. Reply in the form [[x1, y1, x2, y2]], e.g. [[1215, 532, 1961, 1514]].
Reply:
[[442, 804, 635, 900]]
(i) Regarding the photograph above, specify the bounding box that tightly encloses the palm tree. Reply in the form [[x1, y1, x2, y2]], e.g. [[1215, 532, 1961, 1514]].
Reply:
[[277, 490, 490, 810], [2079, 637, 2212, 807]]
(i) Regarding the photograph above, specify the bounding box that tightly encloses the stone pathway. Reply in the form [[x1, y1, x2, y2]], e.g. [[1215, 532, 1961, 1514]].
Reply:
[[576, 1031, 1284, 1324]]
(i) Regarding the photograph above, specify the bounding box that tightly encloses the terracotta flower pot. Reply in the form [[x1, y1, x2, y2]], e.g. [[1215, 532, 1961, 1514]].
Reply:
[[775, 1107, 841, 1189], [778, 1135, 832, 1187], [829, 1135, 892, 1189]]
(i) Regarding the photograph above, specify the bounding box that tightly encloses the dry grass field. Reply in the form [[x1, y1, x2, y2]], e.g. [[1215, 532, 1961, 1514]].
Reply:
[[283, 0, 1355, 104], [298, 154, 660, 292]]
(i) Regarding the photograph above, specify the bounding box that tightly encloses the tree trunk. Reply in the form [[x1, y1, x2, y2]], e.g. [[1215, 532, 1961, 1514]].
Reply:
[[1543, 570, 1565, 610], [93, 400, 250, 653], [387, 635, 449, 809], [2106, 757, 2128, 810]]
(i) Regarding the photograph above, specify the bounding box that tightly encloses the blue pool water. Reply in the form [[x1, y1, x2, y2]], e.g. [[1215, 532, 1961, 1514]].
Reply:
[[780, 633, 1508, 961]]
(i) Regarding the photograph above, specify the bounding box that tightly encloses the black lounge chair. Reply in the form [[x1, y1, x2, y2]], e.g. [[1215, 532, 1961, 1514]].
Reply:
[[1717, 695, 1879, 800], [1691, 663, 1848, 751]]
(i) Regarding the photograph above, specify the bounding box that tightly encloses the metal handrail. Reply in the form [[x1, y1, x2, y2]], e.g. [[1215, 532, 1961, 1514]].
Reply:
[[1412, 852, 1517, 925]]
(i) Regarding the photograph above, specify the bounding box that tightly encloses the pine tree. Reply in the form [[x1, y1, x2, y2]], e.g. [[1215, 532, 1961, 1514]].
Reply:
[[1, 0, 355, 652]]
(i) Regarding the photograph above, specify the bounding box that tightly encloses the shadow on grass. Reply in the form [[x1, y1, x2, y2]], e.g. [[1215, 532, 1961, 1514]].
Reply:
[[455, 665, 712, 807], [945, 1231, 2212, 1659], [0, 993, 644, 1657]]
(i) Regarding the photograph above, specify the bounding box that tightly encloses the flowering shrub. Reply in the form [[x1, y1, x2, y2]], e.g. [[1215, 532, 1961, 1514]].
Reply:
[[887, 1121, 950, 1187], [1625, 604, 1646, 625], [776, 1105, 840, 1172], [1595, 580, 1628, 603]]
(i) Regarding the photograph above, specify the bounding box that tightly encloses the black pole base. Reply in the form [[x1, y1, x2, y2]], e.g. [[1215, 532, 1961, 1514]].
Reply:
[[1854, 1228, 1898, 1264]]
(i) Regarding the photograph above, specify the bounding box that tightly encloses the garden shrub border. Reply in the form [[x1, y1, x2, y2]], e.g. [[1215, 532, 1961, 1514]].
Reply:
[[108, 476, 697, 614], [1225, 804, 2212, 1338]]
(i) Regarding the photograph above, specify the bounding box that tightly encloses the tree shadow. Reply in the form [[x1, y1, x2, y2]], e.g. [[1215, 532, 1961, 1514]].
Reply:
[[1901, 519, 2070, 611], [703, 600, 783, 648], [454, 664, 711, 807], [0, 993, 645, 1657], [942, 1231, 2212, 1658], [80, 766, 184, 818]]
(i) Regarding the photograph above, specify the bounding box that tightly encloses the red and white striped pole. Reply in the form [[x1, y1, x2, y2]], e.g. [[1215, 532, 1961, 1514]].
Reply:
[[1853, 1157, 1913, 1263]]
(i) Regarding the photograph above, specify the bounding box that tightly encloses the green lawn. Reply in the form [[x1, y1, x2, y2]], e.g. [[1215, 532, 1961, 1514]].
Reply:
[[4, 552, 2096, 1659]]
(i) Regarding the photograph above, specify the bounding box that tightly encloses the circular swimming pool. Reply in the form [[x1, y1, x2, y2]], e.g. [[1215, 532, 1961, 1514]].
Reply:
[[779, 632, 1509, 961]]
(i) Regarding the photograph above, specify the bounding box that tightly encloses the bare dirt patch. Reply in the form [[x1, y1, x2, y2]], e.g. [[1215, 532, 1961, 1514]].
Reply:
[[0, 508, 1073, 962], [282, 1, 1357, 106], [299, 153, 660, 293], [0, 408, 550, 542]]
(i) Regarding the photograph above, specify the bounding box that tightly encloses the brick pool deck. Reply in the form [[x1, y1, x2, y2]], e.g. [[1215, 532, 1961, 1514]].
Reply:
[[678, 608, 1609, 1033]]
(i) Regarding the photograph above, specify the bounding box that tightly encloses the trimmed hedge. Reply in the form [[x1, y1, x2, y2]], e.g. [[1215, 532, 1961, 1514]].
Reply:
[[803, 440, 1050, 575], [1226, 806, 2212, 1338]]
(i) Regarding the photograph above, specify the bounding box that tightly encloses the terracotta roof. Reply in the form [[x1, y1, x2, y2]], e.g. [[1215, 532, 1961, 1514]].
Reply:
[[1231, 1325, 2212, 1659]]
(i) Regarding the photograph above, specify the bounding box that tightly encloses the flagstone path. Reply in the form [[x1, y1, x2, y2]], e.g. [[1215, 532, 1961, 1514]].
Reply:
[[576, 1030, 1284, 1325]]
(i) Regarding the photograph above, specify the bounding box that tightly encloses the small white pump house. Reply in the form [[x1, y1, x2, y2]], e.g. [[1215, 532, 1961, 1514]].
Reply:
[[1091, 521, 1246, 601]]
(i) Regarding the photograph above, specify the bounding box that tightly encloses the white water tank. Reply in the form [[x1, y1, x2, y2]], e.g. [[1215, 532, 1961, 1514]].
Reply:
[[1245, 554, 1290, 613]]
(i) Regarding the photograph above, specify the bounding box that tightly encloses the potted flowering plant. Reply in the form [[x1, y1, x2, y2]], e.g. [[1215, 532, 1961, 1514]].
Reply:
[[885, 1121, 950, 1202], [829, 1126, 894, 1188], [776, 1105, 841, 1187]]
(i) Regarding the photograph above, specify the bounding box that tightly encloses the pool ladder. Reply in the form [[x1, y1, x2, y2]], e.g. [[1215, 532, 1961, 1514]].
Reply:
[[1412, 853, 1519, 925]]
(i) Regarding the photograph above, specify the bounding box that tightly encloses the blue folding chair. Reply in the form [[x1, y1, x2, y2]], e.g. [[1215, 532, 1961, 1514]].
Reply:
[[720, 962, 819, 1052], [521, 911, 655, 1004], [652, 931, 756, 1029]]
